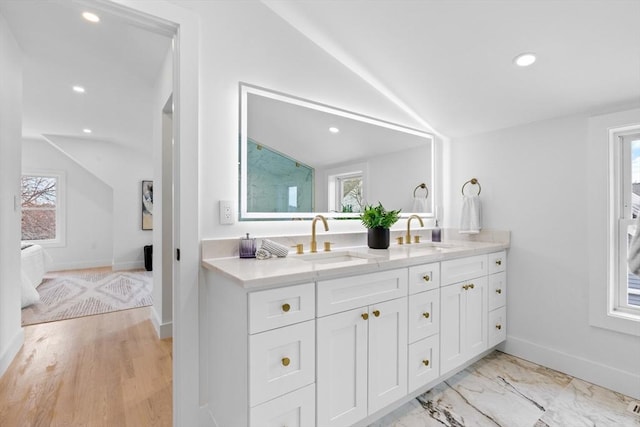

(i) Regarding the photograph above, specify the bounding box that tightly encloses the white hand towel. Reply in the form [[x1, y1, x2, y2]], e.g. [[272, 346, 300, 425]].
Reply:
[[255, 248, 272, 260], [412, 197, 428, 213], [459, 195, 481, 234], [628, 216, 640, 275], [261, 239, 289, 257]]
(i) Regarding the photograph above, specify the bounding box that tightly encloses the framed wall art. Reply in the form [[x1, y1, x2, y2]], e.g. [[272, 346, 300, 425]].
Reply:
[[142, 180, 153, 230]]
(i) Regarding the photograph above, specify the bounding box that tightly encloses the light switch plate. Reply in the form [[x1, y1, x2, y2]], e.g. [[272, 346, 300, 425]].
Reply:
[[219, 200, 234, 225]]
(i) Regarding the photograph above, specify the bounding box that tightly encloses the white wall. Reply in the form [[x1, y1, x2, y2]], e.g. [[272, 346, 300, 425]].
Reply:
[[0, 12, 24, 377], [449, 111, 640, 398], [22, 138, 114, 271], [43, 136, 153, 270]]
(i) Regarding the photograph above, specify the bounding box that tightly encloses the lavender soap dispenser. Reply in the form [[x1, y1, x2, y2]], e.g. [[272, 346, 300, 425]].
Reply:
[[239, 233, 256, 258]]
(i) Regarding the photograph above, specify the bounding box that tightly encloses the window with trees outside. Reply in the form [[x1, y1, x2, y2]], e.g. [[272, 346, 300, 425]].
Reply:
[[616, 132, 640, 314], [21, 173, 65, 245], [336, 173, 363, 214]]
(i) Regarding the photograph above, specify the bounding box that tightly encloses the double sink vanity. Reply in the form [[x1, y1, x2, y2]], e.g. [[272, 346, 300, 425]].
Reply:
[[202, 234, 509, 427]]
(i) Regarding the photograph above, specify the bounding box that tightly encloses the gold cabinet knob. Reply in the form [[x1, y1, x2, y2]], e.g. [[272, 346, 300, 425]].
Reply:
[[422, 359, 430, 366], [282, 303, 291, 312], [361, 313, 369, 320], [462, 284, 469, 290], [422, 312, 430, 319], [373, 310, 380, 317], [422, 275, 430, 282], [496, 324, 502, 330], [496, 259, 502, 266], [469, 283, 475, 289], [495, 289, 502, 294], [282, 357, 290, 367]]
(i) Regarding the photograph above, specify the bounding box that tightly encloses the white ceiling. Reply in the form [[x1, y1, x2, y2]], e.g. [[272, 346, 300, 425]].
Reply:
[[1, 0, 638, 147], [263, 0, 640, 137], [0, 0, 171, 149]]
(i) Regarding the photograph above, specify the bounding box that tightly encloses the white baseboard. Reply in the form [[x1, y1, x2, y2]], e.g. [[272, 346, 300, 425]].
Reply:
[[113, 260, 145, 271], [50, 259, 113, 272], [0, 328, 24, 378], [151, 306, 172, 339], [501, 335, 640, 399]]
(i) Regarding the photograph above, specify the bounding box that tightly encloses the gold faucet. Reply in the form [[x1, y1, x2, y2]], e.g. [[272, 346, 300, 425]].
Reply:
[[406, 214, 424, 244], [311, 215, 329, 253]]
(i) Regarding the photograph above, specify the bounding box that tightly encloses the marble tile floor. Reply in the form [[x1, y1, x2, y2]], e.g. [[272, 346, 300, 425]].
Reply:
[[371, 351, 639, 427]]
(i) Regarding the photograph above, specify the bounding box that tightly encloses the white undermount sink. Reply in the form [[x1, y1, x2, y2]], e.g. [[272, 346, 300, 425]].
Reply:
[[297, 250, 382, 264]]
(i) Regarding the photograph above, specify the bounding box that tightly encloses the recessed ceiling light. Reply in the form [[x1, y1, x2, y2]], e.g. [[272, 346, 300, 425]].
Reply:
[[72, 85, 85, 93], [329, 127, 340, 134], [514, 53, 536, 67], [83, 128, 92, 134], [82, 12, 100, 23]]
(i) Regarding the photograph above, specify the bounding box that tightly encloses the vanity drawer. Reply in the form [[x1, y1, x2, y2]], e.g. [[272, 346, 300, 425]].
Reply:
[[317, 268, 408, 316], [408, 289, 439, 343], [408, 334, 440, 393], [249, 320, 315, 406], [441, 255, 488, 286], [488, 272, 507, 311], [248, 282, 315, 334], [488, 251, 507, 275], [249, 383, 315, 427], [408, 262, 440, 295], [488, 306, 507, 348]]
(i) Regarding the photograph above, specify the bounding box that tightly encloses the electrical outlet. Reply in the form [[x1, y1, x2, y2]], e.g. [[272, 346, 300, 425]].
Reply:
[[219, 200, 234, 225]]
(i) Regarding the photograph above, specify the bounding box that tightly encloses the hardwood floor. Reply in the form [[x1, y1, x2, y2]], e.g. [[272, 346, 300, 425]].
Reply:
[[0, 307, 172, 426]]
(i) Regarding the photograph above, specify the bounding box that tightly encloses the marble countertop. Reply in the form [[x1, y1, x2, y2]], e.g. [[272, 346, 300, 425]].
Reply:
[[202, 239, 509, 289]]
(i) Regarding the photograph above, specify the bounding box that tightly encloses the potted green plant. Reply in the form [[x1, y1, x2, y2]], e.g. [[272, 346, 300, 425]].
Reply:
[[360, 202, 401, 249]]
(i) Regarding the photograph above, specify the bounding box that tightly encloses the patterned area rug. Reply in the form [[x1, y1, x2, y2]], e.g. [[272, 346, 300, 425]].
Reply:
[[22, 270, 153, 326]]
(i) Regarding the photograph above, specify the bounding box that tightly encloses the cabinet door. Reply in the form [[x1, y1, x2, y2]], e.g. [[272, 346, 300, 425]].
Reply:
[[317, 308, 368, 427], [488, 271, 507, 311], [408, 262, 440, 295], [408, 334, 440, 393], [249, 384, 315, 427], [368, 297, 408, 414], [440, 283, 465, 374], [464, 276, 487, 360], [249, 320, 315, 406], [408, 289, 439, 343], [488, 306, 507, 348]]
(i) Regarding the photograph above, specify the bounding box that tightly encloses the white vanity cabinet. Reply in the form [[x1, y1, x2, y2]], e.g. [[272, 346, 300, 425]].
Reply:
[[440, 255, 488, 374], [316, 270, 408, 427], [203, 246, 508, 427]]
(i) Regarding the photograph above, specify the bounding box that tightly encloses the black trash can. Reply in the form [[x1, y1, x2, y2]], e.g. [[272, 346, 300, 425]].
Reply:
[[144, 245, 153, 271]]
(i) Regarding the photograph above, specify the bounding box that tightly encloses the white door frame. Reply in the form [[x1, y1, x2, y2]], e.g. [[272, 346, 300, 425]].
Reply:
[[90, 1, 200, 425]]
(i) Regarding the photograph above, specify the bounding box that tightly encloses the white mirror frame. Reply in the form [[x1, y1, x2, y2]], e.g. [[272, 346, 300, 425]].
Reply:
[[239, 83, 435, 220]]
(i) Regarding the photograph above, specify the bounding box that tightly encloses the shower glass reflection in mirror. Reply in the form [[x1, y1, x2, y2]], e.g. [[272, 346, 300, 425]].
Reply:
[[239, 83, 435, 220]]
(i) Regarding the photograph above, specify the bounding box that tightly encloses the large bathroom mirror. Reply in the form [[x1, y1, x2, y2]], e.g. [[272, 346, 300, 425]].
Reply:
[[239, 83, 435, 220]]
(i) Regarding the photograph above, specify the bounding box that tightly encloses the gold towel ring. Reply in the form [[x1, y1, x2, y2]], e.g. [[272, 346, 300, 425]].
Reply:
[[461, 178, 481, 195], [413, 183, 429, 199]]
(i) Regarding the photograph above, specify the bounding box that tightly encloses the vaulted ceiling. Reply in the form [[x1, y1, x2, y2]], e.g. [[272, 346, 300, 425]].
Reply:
[[1, 0, 638, 146], [263, 0, 640, 137], [0, 1, 171, 150]]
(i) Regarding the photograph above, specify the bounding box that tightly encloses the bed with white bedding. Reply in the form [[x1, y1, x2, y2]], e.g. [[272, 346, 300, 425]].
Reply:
[[21, 244, 53, 308]]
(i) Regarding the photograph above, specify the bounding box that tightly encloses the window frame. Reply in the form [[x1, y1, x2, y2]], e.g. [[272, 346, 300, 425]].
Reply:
[[21, 171, 66, 247], [609, 128, 640, 321]]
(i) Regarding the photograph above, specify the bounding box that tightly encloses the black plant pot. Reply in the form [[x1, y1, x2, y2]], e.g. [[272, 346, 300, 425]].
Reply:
[[367, 227, 390, 249]]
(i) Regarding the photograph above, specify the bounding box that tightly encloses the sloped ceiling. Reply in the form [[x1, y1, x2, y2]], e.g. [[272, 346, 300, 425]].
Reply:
[[0, 1, 171, 150], [263, 0, 640, 137], [1, 0, 638, 144]]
